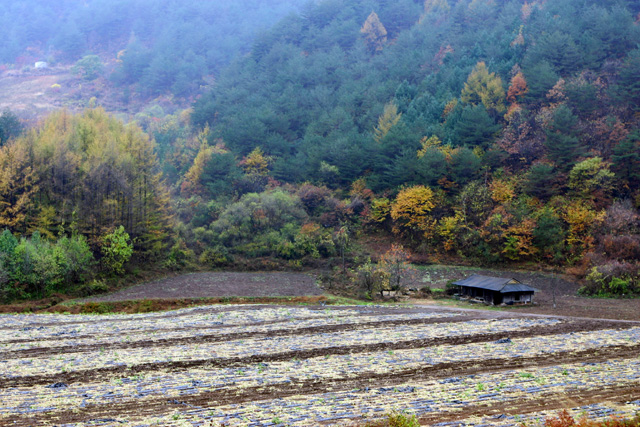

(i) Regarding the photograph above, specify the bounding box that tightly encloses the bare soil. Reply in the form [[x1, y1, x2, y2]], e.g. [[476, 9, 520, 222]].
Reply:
[[83, 272, 324, 302], [0, 67, 185, 122]]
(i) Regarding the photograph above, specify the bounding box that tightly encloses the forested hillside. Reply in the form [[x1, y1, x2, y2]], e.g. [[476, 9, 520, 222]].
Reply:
[[0, 0, 307, 96], [185, 0, 640, 293], [1, 0, 640, 302]]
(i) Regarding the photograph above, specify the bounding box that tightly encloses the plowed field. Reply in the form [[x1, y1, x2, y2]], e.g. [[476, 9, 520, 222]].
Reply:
[[1, 305, 639, 426]]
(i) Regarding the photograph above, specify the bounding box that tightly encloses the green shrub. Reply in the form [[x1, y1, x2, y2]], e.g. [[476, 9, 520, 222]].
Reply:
[[76, 279, 109, 297], [164, 239, 194, 271], [199, 247, 230, 268], [1, 231, 96, 298], [210, 190, 307, 248], [445, 281, 459, 295], [582, 264, 639, 297], [607, 276, 631, 295], [80, 302, 113, 314], [55, 234, 95, 283], [72, 55, 103, 80], [100, 226, 133, 275], [363, 411, 420, 427]]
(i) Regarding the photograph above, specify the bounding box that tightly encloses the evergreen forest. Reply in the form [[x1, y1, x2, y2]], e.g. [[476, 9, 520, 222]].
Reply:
[[1, 0, 640, 302]]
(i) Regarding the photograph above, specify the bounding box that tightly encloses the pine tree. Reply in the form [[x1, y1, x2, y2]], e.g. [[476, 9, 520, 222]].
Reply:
[[615, 49, 640, 111], [612, 131, 640, 189], [545, 105, 583, 172], [453, 105, 500, 149]]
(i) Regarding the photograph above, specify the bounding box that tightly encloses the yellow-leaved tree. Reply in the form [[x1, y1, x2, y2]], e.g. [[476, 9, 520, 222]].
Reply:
[[563, 201, 605, 256], [361, 11, 387, 53], [240, 147, 272, 176], [417, 135, 442, 158], [0, 142, 38, 232], [390, 185, 436, 239], [374, 101, 402, 143], [461, 62, 506, 115], [0, 108, 172, 254]]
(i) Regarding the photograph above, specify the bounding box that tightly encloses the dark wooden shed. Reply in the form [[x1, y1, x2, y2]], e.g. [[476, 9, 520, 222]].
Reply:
[[453, 274, 537, 305]]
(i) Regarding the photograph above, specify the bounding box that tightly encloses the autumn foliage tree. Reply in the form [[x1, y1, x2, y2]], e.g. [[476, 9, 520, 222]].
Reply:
[[461, 62, 506, 115], [361, 11, 387, 53], [376, 244, 420, 295], [374, 101, 402, 143], [239, 147, 272, 176], [390, 185, 436, 240], [0, 109, 172, 254], [507, 71, 528, 103]]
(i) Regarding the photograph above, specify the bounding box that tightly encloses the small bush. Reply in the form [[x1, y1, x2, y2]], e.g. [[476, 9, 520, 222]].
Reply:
[[363, 411, 420, 427], [80, 302, 113, 314], [199, 247, 231, 268], [445, 280, 459, 295], [164, 239, 194, 271], [0, 231, 95, 299], [431, 288, 446, 298], [602, 234, 640, 261], [297, 184, 331, 214], [76, 279, 109, 297], [582, 263, 639, 296]]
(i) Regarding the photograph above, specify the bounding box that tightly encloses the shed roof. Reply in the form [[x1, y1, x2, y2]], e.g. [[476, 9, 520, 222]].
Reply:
[[453, 274, 537, 293]]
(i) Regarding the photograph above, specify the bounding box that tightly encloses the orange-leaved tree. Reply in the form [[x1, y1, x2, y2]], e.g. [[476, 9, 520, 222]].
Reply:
[[507, 71, 528, 103]]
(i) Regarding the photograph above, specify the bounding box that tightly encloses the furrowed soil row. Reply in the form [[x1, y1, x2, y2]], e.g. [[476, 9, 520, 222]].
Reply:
[[0, 304, 360, 330], [4, 344, 640, 426], [1, 316, 479, 357], [417, 384, 640, 425], [0, 311, 367, 344], [1, 320, 633, 389], [0, 316, 633, 360]]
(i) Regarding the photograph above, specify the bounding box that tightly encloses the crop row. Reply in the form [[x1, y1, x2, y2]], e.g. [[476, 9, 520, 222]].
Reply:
[[1, 326, 639, 418], [1, 306, 637, 426], [1, 317, 560, 377], [123, 357, 640, 427], [0, 311, 461, 352]]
